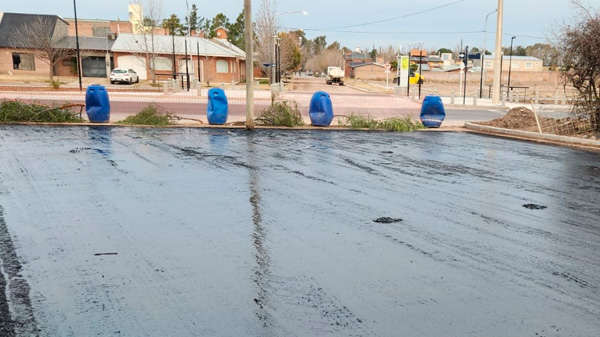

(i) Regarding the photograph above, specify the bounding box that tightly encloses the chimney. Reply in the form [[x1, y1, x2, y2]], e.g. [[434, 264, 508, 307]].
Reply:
[[215, 26, 229, 40]]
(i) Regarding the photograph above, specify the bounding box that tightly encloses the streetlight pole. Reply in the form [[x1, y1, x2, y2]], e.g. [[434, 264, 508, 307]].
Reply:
[[507, 36, 516, 98], [463, 46, 469, 105], [480, 9, 497, 98], [273, 11, 307, 89], [73, 0, 82, 91]]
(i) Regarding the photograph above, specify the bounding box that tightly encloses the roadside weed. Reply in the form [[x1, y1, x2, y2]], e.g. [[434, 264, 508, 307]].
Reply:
[[0, 100, 83, 123], [118, 104, 175, 126], [257, 100, 304, 127], [339, 114, 424, 132]]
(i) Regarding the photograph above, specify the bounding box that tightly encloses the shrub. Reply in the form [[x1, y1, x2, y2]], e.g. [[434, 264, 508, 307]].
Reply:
[[257, 100, 304, 127], [557, 6, 600, 131], [0, 100, 83, 123], [339, 114, 424, 132], [338, 114, 379, 129], [118, 104, 175, 126], [377, 116, 425, 132], [49, 79, 61, 89]]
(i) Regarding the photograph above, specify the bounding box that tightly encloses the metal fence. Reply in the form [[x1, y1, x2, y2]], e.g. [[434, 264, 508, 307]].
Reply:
[[0, 74, 594, 136], [0, 77, 424, 125]]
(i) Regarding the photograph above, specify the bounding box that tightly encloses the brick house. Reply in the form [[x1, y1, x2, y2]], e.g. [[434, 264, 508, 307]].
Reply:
[[54, 36, 115, 78], [343, 51, 375, 78], [1, 10, 246, 83], [0, 12, 117, 78], [110, 30, 246, 84], [352, 63, 386, 81], [0, 12, 70, 78]]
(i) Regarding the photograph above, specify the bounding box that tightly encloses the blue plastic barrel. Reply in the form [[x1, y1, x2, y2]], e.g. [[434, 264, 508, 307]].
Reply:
[[207, 88, 228, 125], [85, 85, 110, 123], [309, 91, 333, 127], [420, 95, 446, 128]]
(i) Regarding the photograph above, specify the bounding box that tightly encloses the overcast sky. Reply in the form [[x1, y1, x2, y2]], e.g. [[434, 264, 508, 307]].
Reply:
[[2, 0, 581, 52]]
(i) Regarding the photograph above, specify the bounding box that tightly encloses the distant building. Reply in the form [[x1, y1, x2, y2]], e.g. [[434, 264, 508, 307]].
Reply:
[[352, 62, 386, 81], [0, 12, 70, 77], [0, 9, 247, 83], [111, 33, 245, 83], [440, 52, 454, 66], [343, 51, 375, 78], [484, 55, 543, 72]]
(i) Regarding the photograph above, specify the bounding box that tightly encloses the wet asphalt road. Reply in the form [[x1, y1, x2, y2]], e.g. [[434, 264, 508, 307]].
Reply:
[[0, 125, 599, 337]]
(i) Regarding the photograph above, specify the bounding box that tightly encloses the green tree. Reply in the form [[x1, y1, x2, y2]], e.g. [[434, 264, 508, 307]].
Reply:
[[227, 10, 245, 50], [369, 48, 377, 59], [503, 45, 527, 56], [162, 14, 185, 36], [142, 16, 156, 27], [437, 48, 452, 54], [313, 35, 327, 54], [290, 29, 306, 45], [207, 13, 229, 38], [327, 41, 341, 51], [525, 43, 559, 66], [185, 4, 199, 32], [197, 16, 210, 35]]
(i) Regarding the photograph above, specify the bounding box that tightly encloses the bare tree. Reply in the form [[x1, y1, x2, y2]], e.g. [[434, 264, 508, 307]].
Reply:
[[305, 49, 343, 75], [557, 1, 600, 130], [382, 46, 397, 63], [278, 32, 301, 75], [254, 0, 277, 82], [130, 0, 164, 84], [9, 16, 72, 80]]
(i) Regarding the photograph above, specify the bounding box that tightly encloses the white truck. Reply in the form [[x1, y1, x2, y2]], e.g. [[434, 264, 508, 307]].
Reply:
[[326, 66, 345, 86]]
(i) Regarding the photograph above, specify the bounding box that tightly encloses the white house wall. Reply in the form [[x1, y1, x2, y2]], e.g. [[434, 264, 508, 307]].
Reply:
[[117, 55, 147, 80]]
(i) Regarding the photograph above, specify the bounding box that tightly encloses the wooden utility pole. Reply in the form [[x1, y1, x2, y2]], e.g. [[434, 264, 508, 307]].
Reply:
[[244, 0, 255, 130]]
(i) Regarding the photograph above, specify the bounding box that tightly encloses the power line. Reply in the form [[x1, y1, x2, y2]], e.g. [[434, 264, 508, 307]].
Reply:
[[280, 25, 546, 40], [314, 0, 466, 30], [298, 28, 483, 35]]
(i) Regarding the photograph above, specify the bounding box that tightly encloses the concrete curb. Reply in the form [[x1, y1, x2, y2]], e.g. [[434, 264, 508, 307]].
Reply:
[[464, 122, 600, 149]]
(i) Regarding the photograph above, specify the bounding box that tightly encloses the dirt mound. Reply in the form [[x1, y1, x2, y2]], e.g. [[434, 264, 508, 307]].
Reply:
[[480, 107, 539, 130], [477, 106, 599, 138]]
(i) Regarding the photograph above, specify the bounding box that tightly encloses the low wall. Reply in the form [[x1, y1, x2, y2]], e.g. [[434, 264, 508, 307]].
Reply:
[[424, 70, 560, 86]]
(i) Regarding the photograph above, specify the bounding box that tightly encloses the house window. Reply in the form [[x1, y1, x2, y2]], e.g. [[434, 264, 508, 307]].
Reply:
[[442, 54, 449, 61], [216, 60, 228, 73], [12, 53, 35, 70], [484, 61, 492, 68], [151, 57, 173, 71], [525, 62, 533, 69], [512, 62, 519, 68]]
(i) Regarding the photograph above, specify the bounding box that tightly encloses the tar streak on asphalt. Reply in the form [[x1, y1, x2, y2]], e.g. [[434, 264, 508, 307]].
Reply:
[[0, 206, 38, 336], [0, 125, 599, 336], [373, 217, 403, 223], [523, 203, 548, 210]]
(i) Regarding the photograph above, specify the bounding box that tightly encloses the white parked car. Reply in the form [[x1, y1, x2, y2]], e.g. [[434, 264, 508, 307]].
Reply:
[[110, 68, 139, 84]]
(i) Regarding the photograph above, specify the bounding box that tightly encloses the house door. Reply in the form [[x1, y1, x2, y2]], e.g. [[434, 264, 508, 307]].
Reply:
[[82, 57, 107, 78], [117, 55, 148, 80]]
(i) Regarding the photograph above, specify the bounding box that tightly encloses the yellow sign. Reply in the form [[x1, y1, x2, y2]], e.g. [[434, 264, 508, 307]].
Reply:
[[401, 56, 409, 71]]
